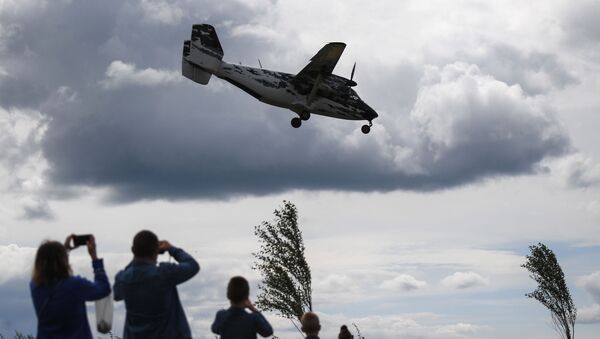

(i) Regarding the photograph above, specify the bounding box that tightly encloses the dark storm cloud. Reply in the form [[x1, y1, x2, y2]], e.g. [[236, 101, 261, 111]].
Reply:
[[1, 1, 571, 202], [21, 201, 53, 221]]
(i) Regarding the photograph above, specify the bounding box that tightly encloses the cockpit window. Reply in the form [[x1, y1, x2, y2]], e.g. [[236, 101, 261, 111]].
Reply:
[[349, 89, 359, 100]]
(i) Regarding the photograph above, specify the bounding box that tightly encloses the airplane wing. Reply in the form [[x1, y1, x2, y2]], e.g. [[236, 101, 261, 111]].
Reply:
[[295, 42, 346, 80]]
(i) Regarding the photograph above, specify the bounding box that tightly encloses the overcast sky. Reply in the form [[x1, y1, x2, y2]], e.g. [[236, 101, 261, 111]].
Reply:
[[1, 0, 600, 338]]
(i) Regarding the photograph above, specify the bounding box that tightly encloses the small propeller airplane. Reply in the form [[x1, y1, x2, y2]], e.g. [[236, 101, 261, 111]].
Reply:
[[182, 24, 378, 134]]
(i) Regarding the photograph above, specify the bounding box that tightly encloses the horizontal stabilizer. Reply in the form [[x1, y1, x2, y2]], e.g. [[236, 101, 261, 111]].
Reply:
[[182, 40, 212, 84]]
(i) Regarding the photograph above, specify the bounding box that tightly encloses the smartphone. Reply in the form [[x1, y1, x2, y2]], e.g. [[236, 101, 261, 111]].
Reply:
[[73, 234, 92, 247]]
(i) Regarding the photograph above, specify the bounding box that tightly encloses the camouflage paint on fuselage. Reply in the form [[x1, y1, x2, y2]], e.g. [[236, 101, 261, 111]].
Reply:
[[215, 62, 378, 121]]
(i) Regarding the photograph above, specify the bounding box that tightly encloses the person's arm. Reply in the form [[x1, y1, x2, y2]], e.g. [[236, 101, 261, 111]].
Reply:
[[79, 235, 111, 301], [113, 271, 124, 301], [254, 311, 274, 337], [159, 241, 200, 285], [79, 258, 111, 301], [246, 299, 273, 337], [211, 310, 225, 335]]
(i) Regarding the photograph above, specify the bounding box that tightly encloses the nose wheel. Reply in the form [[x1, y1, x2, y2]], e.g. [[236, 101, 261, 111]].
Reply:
[[291, 117, 302, 128], [361, 121, 373, 134]]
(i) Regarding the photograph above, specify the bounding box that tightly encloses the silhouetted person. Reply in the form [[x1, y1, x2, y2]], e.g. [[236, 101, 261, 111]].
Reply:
[[211, 276, 273, 338], [30, 235, 110, 339], [338, 324, 354, 339], [114, 230, 200, 339], [301, 312, 321, 339]]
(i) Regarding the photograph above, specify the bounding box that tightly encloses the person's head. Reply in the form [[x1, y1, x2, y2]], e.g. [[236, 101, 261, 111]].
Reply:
[[32, 241, 72, 284], [132, 230, 159, 260], [338, 325, 353, 339], [301, 312, 321, 336], [227, 276, 250, 305]]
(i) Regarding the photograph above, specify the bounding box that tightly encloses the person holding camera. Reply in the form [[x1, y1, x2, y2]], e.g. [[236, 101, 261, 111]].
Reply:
[[211, 276, 273, 339], [113, 230, 200, 339], [301, 312, 321, 339], [30, 234, 111, 339], [338, 325, 354, 339]]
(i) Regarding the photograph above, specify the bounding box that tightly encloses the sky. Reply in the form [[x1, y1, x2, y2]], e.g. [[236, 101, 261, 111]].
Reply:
[[1, 0, 600, 338]]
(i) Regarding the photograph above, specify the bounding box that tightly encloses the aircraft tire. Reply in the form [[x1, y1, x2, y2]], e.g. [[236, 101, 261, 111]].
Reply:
[[361, 124, 371, 134], [291, 117, 302, 128], [300, 112, 310, 121]]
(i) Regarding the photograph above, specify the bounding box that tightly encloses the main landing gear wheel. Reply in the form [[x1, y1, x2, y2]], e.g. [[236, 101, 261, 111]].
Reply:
[[300, 112, 311, 121], [291, 117, 302, 128], [361, 124, 371, 134]]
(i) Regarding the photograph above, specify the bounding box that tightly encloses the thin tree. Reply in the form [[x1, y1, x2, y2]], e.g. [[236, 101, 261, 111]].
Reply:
[[253, 201, 312, 328], [522, 243, 576, 339]]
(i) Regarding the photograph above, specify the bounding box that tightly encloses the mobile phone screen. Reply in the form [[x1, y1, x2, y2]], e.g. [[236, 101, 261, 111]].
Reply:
[[73, 234, 91, 247]]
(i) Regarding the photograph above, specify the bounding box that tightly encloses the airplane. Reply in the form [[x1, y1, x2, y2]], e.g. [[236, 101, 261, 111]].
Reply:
[[181, 24, 378, 134]]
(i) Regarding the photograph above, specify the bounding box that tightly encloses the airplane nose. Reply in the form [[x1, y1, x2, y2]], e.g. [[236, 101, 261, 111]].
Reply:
[[366, 106, 378, 120], [370, 108, 379, 119]]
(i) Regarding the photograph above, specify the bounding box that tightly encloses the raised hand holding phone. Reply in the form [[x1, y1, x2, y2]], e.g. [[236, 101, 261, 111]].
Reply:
[[87, 235, 98, 260], [64, 234, 75, 250]]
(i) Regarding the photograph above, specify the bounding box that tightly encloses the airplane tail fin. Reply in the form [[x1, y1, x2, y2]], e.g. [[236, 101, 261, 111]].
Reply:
[[182, 24, 224, 85]]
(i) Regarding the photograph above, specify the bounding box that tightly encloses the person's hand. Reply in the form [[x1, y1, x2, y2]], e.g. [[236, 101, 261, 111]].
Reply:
[[244, 298, 258, 312], [87, 235, 98, 260], [158, 240, 172, 254], [64, 234, 75, 251]]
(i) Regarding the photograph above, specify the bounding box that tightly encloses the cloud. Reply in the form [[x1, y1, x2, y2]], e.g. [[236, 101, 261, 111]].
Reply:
[[0, 106, 51, 220], [0, 244, 36, 284], [574, 272, 600, 324], [456, 43, 577, 95], [578, 271, 600, 303], [551, 153, 600, 188], [42, 58, 570, 202], [381, 274, 427, 291], [0, 0, 576, 202], [100, 60, 181, 89], [316, 313, 481, 339], [562, 0, 600, 48], [578, 304, 600, 324], [138, 0, 184, 25], [441, 272, 489, 290], [435, 322, 479, 336]]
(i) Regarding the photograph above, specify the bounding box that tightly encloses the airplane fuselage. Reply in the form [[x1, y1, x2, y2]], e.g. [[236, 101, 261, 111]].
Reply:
[[215, 62, 378, 122]]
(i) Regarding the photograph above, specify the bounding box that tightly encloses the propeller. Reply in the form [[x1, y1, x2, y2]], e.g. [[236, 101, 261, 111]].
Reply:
[[347, 62, 357, 87]]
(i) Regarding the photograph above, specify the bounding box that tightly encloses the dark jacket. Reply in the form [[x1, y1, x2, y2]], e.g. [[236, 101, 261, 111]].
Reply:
[[30, 259, 111, 339], [211, 307, 274, 339], [114, 247, 200, 339]]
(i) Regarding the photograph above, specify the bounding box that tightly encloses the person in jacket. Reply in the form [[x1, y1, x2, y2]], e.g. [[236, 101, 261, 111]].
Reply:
[[113, 230, 200, 339], [301, 312, 321, 339], [211, 276, 273, 339], [338, 324, 354, 339], [30, 234, 111, 339]]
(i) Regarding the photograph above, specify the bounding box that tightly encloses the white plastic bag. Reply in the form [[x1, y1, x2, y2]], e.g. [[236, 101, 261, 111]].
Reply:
[[95, 292, 113, 334]]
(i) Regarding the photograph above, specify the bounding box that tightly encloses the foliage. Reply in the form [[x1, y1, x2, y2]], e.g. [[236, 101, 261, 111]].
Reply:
[[253, 200, 312, 321], [0, 332, 34, 339], [522, 243, 577, 339], [353, 323, 366, 339]]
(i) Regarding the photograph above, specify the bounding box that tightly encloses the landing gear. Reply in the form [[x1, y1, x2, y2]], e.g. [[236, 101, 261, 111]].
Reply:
[[291, 117, 302, 128], [300, 112, 311, 121], [361, 121, 373, 134]]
